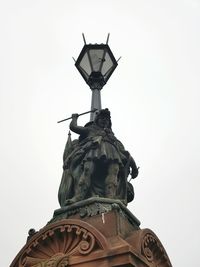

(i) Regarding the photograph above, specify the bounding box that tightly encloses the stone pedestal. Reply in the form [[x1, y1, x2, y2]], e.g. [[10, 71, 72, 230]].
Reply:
[[10, 198, 172, 267]]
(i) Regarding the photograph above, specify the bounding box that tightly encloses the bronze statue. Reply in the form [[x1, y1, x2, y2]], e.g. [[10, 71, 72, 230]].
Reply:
[[58, 109, 138, 207]]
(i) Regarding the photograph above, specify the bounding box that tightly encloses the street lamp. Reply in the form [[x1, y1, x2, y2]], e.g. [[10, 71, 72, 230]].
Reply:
[[74, 34, 119, 121]]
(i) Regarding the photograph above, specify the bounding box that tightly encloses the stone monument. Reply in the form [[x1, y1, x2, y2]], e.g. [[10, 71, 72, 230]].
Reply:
[[10, 36, 172, 267]]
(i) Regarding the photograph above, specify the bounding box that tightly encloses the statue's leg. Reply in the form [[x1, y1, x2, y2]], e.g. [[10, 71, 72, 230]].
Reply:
[[65, 161, 94, 204], [76, 160, 94, 199], [105, 163, 119, 198]]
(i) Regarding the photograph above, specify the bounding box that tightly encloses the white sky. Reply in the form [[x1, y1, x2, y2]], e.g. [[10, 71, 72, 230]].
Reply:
[[1, 0, 200, 266]]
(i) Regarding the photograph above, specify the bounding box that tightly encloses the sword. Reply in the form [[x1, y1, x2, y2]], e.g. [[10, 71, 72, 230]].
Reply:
[[57, 108, 98, 123]]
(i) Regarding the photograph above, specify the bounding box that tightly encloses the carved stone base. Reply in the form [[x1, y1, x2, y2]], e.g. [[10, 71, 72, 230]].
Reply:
[[49, 197, 141, 229], [10, 200, 172, 267]]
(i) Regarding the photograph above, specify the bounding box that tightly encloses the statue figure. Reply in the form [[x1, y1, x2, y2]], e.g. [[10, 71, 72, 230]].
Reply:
[[58, 109, 138, 207]]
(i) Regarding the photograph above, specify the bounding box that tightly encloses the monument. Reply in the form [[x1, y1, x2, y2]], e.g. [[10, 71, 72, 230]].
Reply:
[[10, 35, 172, 267]]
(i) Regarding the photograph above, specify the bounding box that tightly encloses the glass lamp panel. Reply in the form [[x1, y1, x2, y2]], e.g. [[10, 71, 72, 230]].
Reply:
[[101, 52, 114, 76], [89, 49, 104, 72], [79, 52, 92, 75], [103, 67, 114, 81], [79, 66, 90, 81]]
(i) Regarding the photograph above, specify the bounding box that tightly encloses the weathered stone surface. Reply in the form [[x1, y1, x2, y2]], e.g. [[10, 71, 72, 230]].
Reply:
[[10, 207, 172, 267], [49, 197, 140, 227]]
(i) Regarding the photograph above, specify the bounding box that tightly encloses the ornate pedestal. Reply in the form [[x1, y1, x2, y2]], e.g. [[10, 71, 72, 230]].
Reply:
[[10, 198, 172, 267]]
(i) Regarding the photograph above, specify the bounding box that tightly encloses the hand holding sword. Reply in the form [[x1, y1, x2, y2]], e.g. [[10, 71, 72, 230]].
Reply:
[[57, 108, 98, 123]]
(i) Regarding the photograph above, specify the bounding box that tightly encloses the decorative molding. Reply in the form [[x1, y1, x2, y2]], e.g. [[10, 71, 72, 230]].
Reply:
[[22, 253, 68, 267], [141, 232, 172, 267], [18, 219, 108, 267], [10, 216, 172, 267], [50, 197, 140, 228]]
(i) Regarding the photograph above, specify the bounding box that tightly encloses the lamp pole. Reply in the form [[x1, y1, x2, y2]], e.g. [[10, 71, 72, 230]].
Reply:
[[90, 88, 101, 121]]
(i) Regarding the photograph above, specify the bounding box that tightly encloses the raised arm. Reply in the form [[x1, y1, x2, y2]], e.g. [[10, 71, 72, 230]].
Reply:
[[69, 114, 89, 136]]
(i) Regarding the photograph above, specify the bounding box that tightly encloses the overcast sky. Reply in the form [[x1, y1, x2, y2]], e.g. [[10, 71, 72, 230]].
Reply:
[[1, 1, 200, 266]]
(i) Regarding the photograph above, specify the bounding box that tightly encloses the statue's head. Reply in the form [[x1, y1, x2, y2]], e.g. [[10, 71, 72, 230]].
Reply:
[[94, 108, 112, 129]]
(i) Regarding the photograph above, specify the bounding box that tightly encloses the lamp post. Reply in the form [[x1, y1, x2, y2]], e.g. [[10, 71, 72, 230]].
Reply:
[[74, 34, 118, 121]]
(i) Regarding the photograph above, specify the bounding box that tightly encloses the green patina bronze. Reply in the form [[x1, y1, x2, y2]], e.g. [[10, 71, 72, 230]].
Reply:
[[58, 109, 138, 207]]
